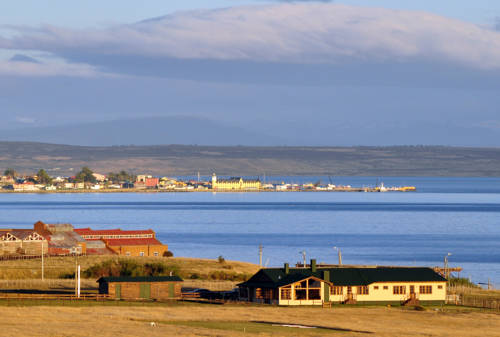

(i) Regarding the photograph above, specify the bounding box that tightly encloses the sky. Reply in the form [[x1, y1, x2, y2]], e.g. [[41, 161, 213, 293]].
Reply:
[[1, 0, 500, 146]]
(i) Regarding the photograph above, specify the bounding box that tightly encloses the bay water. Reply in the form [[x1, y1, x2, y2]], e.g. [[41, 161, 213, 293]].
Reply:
[[0, 177, 499, 286]]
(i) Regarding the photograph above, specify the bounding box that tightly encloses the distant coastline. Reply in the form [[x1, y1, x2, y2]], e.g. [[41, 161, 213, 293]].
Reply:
[[1, 142, 500, 177]]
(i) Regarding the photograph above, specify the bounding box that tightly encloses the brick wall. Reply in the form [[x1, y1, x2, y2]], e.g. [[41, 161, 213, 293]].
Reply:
[[108, 244, 168, 257]]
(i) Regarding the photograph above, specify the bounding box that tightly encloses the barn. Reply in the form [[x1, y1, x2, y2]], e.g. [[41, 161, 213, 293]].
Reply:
[[97, 276, 183, 300]]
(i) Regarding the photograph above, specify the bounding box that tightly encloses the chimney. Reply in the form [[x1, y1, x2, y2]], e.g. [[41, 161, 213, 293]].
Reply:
[[322, 270, 330, 282], [310, 259, 317, 273], [284, 263, 289, 274]]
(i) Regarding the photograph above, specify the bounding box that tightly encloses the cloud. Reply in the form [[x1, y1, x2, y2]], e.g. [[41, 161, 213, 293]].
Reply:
[[10, 54, 40, 63], [15, 116, 37, 124], [0, 58, 100, 77], [1, 3, 500, 80], [272, 0, 333, 2]]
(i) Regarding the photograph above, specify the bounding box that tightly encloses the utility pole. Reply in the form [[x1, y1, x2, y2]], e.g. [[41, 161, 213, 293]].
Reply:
[[334, 246, 343, 265], [259, 244, 263, 267], [444, 253, 452, 279], [300, 251, 306, 268], [41, 241, 44, 281], [77, 264, 81, 298]]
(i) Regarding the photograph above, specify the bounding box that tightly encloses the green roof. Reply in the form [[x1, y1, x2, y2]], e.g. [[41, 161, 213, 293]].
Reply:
[[239, 267, 446, 288], [97, 276, 183, 283]]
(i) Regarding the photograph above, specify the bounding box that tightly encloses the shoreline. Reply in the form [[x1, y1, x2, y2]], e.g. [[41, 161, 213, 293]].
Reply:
[[0, 188, 416, 194]]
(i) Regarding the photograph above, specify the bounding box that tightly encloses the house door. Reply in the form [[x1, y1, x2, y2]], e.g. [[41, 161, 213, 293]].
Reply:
[[410, 286, 415, 294], [168, 283, 175, 298], [140, 284, 151, 299], [115, 284, 121, 299]]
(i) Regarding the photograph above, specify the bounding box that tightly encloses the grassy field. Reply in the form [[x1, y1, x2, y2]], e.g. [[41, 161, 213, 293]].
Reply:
[[0, 256, 259, 283], [0, 303, 497, 337]]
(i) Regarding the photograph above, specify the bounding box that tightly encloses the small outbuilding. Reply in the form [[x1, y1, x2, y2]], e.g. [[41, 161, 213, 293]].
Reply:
[[97, 276, 183, 300]]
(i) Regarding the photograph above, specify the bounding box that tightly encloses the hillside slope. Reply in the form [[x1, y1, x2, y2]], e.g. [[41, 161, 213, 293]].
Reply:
[[1, 142, 499, 176]]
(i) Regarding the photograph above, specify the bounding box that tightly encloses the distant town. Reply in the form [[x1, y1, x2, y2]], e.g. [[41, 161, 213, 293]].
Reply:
[[0, 167, 416, 193]]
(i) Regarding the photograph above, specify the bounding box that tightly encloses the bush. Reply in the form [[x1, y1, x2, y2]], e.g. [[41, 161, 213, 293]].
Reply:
[[189, 273, 200, 280], [448, 277, 480, 288], [144, 262, 166, 276], [163, 251, 174, 257], [217, 255, 225, 264], [83, 259, 167, 278]]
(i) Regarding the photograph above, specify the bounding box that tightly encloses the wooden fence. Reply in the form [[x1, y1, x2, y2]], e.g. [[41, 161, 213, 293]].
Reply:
[[446, 294, 500, 310], [0, 293, 109, 301]]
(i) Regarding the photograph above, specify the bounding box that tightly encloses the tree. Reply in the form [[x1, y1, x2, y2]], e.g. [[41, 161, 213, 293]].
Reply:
[[3, 168, 17, 178], [75, 167, 97, 184], [107, 170, 134, 183], [36, 169, 52, 185]]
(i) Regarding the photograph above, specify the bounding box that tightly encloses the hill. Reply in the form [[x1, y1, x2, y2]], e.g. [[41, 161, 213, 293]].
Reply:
[[1, 142, 500, 176]]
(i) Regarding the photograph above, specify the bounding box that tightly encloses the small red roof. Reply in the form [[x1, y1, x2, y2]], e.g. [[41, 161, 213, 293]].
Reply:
[[103, 238, 164, 246], [75, 228, 154, 236]]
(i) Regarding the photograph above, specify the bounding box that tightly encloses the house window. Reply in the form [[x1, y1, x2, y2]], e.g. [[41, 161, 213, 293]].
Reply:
[[358, 286, 369, 295], [255, 288, 263, 299], [280, 287, 291, 300], [294, 278, 321, 300], [125, 252, 131, 256], [419, 285, 432, 294], [393, 286, 406, 295], [330, 286, 343, 295], [374, 286, 379, 290], [438, 285, 443, 289], [383, 286, 388, 290], [154, 252, 158, 256], [139, 252, 144, 256]]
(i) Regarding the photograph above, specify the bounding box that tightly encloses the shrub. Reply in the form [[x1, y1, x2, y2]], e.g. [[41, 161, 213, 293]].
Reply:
[[84, 259, 144, 278], [189, 273, 200, 280], [144, 262, 166, 276], [448, 277, 480, 288], [163, 251, 174, 257], [217, 255, 225, 264]]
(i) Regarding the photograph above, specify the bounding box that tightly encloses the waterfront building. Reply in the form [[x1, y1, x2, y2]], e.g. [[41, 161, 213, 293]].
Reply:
[[75, 228, 168, 257], [0, 229, 48, 255], [238, 259, 447, 306], [211, 173, 261, 190], [34, 221, 87, 255]]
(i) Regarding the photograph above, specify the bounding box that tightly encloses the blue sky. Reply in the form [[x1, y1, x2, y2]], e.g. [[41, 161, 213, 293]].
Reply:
[[1, 1, 500, 146]]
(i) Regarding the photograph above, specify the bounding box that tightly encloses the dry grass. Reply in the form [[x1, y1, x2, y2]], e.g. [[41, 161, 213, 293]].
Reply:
[[0, 304, 498, 337], [449, 285, 500, 299], [0, 256, 259, 281]]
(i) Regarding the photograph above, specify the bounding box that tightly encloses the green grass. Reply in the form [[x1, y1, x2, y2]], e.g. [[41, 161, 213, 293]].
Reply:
[[0, 298, 194, 307], [161, 321, 349, 335]]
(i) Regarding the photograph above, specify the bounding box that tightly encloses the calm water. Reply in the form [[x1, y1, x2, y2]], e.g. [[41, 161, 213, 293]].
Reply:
[[1, 177, 499, 286]]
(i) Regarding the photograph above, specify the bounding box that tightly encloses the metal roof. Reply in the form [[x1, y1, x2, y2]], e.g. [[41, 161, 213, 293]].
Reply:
[[239, 266, 447, 288], [97, 276, 183, 283]]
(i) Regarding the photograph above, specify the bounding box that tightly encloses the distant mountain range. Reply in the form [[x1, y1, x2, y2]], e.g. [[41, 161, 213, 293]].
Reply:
[[0, 142, 499, 176], [3, 116, 500, 148], [0, 116, 283, 146]]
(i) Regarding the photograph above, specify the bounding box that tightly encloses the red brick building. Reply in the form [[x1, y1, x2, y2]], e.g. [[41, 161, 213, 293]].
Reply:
[[75, 228, 168, 257]]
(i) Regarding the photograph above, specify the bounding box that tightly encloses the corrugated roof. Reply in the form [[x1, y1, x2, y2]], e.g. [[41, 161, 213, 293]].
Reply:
[[103, 238, 164, 246], [97, 276, 183, 283], [0, 229, 45, 240], [75, 228, 154, 236], [239, 266, 446, 288]]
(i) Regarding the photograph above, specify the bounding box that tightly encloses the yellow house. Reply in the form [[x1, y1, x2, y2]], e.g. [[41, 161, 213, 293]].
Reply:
[[211, 173, 261, 190], [238, 260, 447, 306]]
